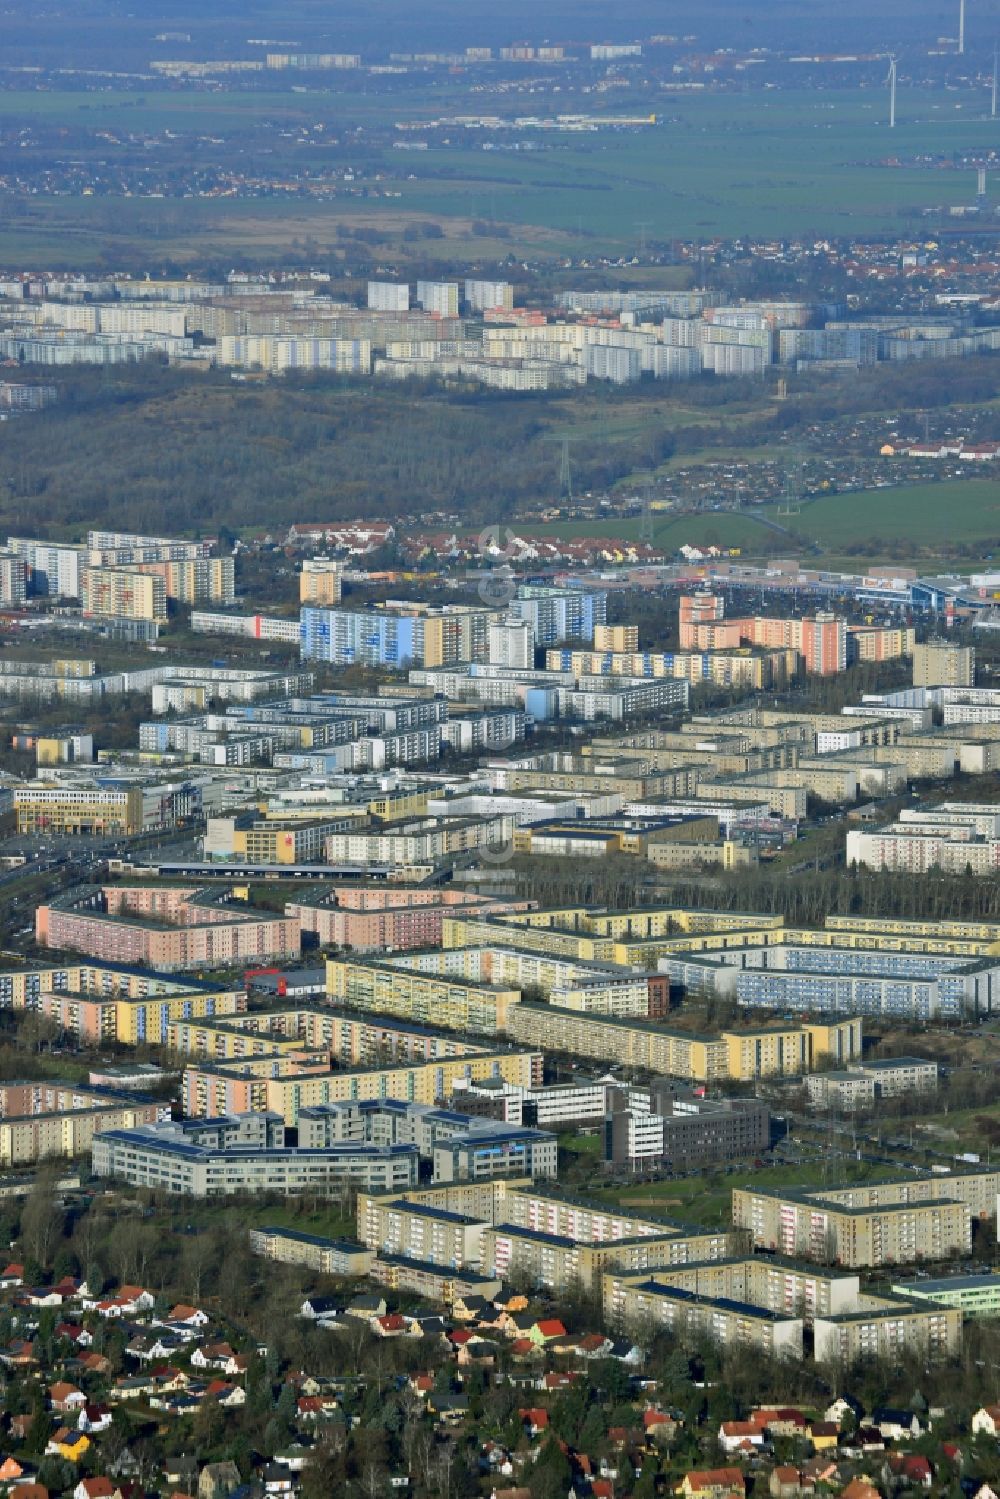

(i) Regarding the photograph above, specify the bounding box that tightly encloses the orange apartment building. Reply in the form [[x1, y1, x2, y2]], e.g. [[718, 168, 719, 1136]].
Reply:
[[35, 883, 300, 973], [287, 887, 530, 952], [678, 595, 847, 675]]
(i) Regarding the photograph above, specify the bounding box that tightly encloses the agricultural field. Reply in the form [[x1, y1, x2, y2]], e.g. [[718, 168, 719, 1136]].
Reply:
[[1, 82, 999, 262], [524, 478, 1000, 565]]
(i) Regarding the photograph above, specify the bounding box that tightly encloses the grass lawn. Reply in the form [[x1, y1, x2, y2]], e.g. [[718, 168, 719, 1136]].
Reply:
[[761, 479, 1000, 553], [587, 1158, 901, 1228]]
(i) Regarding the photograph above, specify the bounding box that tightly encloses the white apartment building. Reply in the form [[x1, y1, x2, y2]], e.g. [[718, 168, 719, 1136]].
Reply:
[[464, 279, 514, 312], [367, 282, 410, 312], [415, 281, 459, 317], [488, 619, 534, 669]]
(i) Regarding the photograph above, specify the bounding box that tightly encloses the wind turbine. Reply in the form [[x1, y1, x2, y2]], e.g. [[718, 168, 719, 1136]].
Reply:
[[992, 43, 997, 117], [959, 0, 966, 54], [886, 55, 897, 129]]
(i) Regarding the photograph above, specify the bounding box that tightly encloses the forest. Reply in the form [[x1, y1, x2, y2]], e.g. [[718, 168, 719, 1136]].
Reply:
[[6, 348, 1000, 541]]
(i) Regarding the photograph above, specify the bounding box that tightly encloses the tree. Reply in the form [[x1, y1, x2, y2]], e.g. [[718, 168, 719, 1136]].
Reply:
[[301, 1427, 347, 1499], [530, 1437, 573, 1499], [19, 1169, 64, 1271]]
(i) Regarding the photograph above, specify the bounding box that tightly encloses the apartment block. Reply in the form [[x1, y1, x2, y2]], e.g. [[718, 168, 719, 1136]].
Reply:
[[913, 640, 975, 687], [93, 1111, 419, 1197], [732, 1180, 984, 1267], [0, 1096, 163, 1167], [357, 1179, 737, 1293], [36, 884, 300, 972], [299, 557, 343, 606], [847, 805, 1000, 876], [605, 1255, 960, 1363], [8, 537, 85, 597], [415, 281, 459, 317], [847, 624, 915, 663], [326, 955, 520, 1036], [607, 1275, 803, 1358], [182, 1045, 542, 1124], [135, 556, 235, 605], [288, 888, 524, 952], [505, 1004, 860, 1082], [80, 565, 168, 622], [464, 279, 514, 312], [664, 936, 1000, 1023], [248, 1226, 373, 1277], [367, 281, 410, 312], [807, 1056, 938, 1110]]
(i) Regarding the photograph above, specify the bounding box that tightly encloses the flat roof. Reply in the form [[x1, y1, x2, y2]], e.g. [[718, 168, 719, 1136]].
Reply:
[[893, 1272, 1000, 1293], [628, 1280, 797, 1324], [379, 1200, 485, 1228], [256, 1227, 368, 1253]]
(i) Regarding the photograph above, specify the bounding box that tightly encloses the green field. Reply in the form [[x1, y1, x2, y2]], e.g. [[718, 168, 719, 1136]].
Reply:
[[523, 478, 1000, 564], [2, 83, 1000, 260]]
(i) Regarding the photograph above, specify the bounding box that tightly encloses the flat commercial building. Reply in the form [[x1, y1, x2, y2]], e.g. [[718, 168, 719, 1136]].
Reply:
[[93, 1112, 419, 1197], [605, 1094, 770, 1170], [892, 1271, 1000, 1318], [15, 784, 144, 836]]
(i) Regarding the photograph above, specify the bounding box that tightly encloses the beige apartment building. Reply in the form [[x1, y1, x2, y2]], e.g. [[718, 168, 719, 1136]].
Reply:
[[0, 1099, 162, 1167], [80, 565, 167, 622], [913, 640, 975, 688], [504, 1004, 860, 1083], [732, 1186, 972, 1268], [326, 955, 521, 1036], [356, 1180, 736, 1294], [604, 1255, 961, 1363], [299, 556, 343, 606]]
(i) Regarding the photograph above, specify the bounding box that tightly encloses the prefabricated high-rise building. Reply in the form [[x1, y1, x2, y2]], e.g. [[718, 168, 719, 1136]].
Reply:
[[416, 281, 460, 317], [367, 282, 410, 313]]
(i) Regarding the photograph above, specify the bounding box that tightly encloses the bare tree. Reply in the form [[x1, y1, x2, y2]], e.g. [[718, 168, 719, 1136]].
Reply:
[[20, 1168, 64, 1270]]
